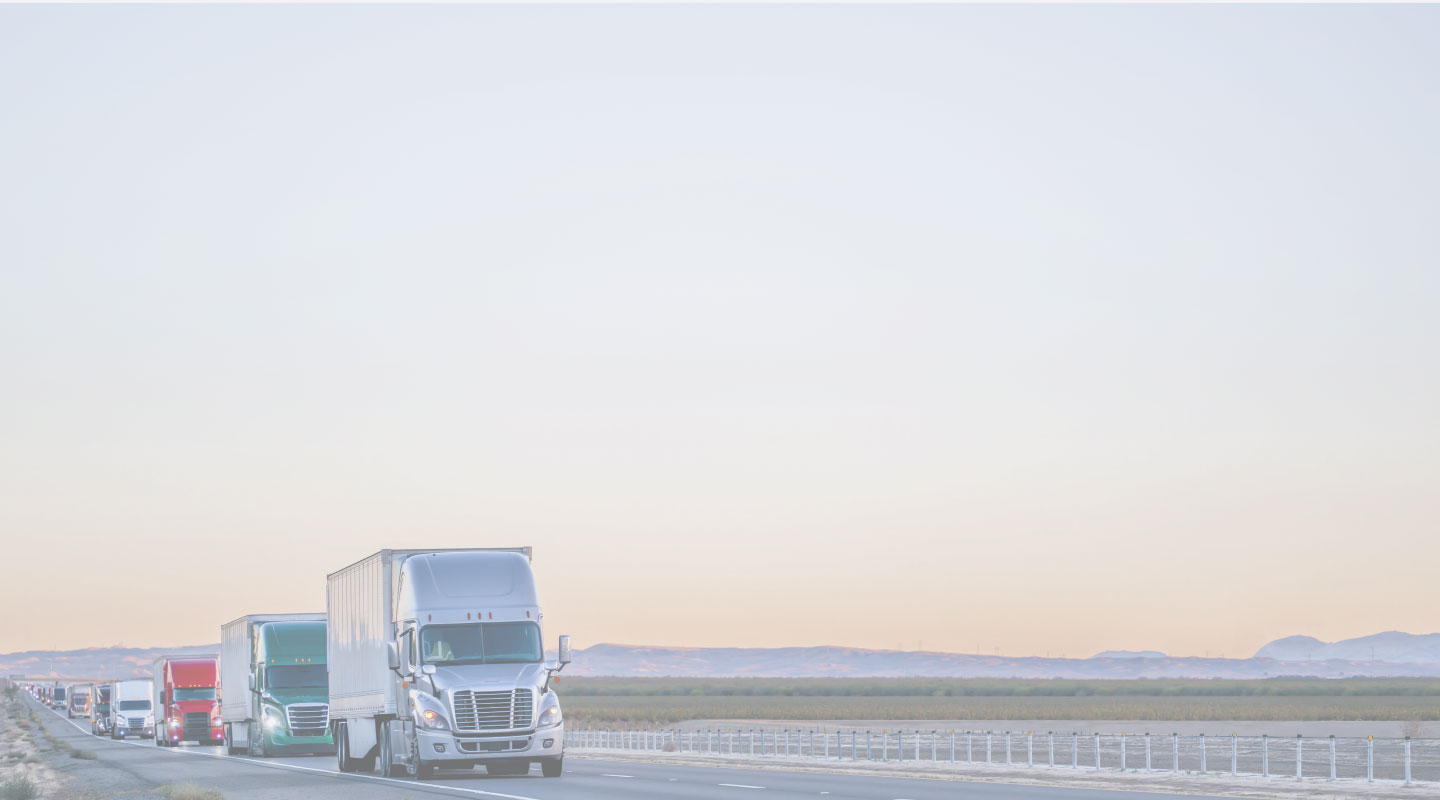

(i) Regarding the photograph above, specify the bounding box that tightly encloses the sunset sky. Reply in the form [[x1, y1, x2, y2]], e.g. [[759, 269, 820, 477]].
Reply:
[[1, 4, 1437, 660]]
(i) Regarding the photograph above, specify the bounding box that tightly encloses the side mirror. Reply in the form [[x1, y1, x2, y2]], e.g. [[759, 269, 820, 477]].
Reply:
[[421, 664, 436, 676], [386, 642, 401, 672], [558, 635, 572, 665], [247, 674, 255, 692]]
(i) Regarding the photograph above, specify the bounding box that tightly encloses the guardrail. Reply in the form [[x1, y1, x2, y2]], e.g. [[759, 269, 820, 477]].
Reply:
[[565, 727, 1437, 786]]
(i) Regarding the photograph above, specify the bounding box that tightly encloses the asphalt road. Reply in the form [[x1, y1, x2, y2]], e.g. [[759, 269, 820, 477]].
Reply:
[[35, 700, 1223, 800]]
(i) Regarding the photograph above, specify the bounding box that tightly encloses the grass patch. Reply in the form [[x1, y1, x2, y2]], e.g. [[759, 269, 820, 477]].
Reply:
[[0, 777, 40, 800], [158, 784, 224, 800], [70, 749, 98, 760]]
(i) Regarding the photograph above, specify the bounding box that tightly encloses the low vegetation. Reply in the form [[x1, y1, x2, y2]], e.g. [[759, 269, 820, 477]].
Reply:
[[0, 777, 39, 800], [157, 784, 224, 800], [559, 678, 1440, 725]]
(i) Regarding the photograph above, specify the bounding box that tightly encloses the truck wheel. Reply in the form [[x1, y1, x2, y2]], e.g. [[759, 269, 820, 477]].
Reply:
[[335, 723, 354, 772], [541, 756, 564, 778], [410, 735, 434, 780], [379, 721, 398, 778]]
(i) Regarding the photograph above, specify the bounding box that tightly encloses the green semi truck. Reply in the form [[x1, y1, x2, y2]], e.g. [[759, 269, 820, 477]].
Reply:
[[219, 614, 336, 756]]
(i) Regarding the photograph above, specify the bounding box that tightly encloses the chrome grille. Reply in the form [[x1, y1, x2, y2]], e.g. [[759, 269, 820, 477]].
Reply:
[[450, 689, 534, 732], [182, 712, 212, 738], [285, 703, 328, 735], [126, 716, 146, 728]]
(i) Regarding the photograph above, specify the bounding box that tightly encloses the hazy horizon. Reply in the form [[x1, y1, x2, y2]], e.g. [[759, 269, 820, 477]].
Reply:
[[2, 5, 1437, 659]]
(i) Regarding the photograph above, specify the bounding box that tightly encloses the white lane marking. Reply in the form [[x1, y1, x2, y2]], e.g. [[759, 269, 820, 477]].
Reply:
[[718, 784, 765, 789], [35, 702, 545, 800], [601, 773, 635, 778]]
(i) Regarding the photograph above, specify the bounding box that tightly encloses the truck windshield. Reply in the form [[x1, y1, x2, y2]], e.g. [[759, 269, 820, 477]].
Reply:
[[117, 700, 150, 711], [266, 664, 327, 690], [173, 688, 215, 701], [420, 622, 542, 666]]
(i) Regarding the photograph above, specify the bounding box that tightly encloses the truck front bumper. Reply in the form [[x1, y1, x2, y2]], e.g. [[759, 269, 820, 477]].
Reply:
[[418, 723, 564, 765], [268, 728, 336, 751]]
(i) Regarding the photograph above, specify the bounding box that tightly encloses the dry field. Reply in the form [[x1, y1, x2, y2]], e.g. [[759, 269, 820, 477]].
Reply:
[[558, 678, 1440, 725]]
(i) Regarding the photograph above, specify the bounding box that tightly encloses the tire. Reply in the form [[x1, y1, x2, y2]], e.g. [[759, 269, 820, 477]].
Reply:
[[540, 756, 563, 778], [251, 723, 268, 758], [409, 731, 432, 780], [335, 723, 354, 772], [379, 721, 398, 778], [224, 724, 244, 756]]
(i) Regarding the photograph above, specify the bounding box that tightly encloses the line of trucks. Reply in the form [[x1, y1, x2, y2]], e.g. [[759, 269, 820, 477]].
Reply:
[[19, 548, 572, 779]]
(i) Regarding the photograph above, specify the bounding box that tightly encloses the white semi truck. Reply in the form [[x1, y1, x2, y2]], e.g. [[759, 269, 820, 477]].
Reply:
[[109, 679, 155, 740], [327, 548, 571, 779]]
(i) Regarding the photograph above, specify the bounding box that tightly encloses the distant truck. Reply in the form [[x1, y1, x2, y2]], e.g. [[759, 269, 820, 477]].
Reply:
[[68, 685, 90, 718], [219, 613, 336, 756], [327, 548, 571, 779], [109, 679, 155, 739], [51, 685, 67, 710], [152, 656, 222, 746], [90, 683, 113, 736]]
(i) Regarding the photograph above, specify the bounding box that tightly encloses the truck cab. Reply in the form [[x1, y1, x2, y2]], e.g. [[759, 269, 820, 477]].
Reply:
[[51, 685, 67, 710], [110, 680, 155, 740], [220, 616, 336, 756], [68, 687, 90, 718], [154, 656, 223, 746]]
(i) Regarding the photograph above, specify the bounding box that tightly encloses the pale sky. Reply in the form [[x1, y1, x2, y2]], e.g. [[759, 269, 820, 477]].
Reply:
[[1, 4, 1437, 660]]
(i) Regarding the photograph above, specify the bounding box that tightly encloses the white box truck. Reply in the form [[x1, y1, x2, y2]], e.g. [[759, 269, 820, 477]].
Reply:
[[109, 679, 155, 739], [327, 548, 571, 779], [219, 613, 335, 756]]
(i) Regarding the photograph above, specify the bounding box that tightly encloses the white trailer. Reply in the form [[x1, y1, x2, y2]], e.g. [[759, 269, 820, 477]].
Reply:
[[327, 548, 571, 780]]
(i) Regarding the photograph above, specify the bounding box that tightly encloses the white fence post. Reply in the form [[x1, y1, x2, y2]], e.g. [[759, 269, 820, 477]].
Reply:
[[1172, 733, 1179, 772], [1231, 734, 1238, 776], [1049, 732, 1055, 767], [1094, 733, 1101, 770], [1145, 733, 1151, 771], [1405, 737, 1412, 786], [1121, 734, 1127, 771], [1367, 737, 1373, 782], [988, 731, 994, 764], [1296, 735, 1302, 779], [1028, 731, 1034, 767], [1262, 734, 1269, 777], [1072, 733, 1078, 768], [1329, 735, 1335, 780], [1200, 734, 1206, 773], [1006, 731, 1013, 765]]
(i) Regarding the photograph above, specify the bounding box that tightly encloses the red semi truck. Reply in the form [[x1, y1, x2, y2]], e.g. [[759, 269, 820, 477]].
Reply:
[[152, 655, 224, 746]]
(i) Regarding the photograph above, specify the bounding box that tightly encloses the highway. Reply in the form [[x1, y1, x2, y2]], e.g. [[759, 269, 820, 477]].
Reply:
[[33, 699, 1225, 800]]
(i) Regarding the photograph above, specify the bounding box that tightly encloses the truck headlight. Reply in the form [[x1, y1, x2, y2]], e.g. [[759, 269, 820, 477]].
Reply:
[[263, 706, 284, 730], [409, 690, 450, 731], [536, 700, 562, 728]]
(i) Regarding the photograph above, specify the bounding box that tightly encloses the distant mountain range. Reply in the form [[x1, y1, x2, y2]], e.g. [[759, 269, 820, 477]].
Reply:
[[6, 632, 1438, 681]]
